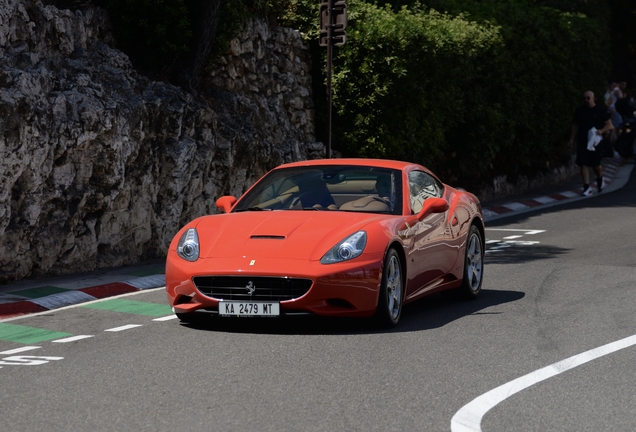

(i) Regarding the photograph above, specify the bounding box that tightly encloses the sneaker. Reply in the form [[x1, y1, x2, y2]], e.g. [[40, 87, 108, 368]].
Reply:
[[581, 185, 593, 196], [597, 177, 607, 193]]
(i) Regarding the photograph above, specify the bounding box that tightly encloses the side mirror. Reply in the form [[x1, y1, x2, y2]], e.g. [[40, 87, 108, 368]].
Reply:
[[416, 197, 448, 220], [216, 196, 237, 214]]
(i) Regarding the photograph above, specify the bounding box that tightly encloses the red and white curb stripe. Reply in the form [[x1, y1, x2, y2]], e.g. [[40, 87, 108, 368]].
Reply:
[[483, 158, 623, 220], [0, 274, 165, 319]]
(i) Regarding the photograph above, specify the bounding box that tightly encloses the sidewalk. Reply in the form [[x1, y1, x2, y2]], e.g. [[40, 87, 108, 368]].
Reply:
[[1, 156, 633, 320]]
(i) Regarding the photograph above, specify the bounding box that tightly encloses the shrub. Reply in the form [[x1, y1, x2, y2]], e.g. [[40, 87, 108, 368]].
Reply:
[[284, 0, 611, 187], [95, 0, 612, 188]]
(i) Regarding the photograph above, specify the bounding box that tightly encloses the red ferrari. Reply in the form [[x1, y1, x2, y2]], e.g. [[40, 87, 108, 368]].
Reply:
[[165, 159, 484, 327]]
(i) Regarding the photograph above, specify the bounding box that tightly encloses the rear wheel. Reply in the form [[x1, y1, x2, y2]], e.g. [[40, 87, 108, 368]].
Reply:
[[459, 225, 484, 299], [374, 248, 404, 327]]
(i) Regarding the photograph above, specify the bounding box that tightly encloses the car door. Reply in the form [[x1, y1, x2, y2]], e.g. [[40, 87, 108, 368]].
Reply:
[[405, 171, 453, 299]]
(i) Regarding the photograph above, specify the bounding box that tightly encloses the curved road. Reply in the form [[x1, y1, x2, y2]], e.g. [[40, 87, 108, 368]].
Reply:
[[1, 167, 636, 431]]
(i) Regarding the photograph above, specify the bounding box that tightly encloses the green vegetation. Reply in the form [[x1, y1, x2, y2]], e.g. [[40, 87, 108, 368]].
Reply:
[[82, 0, 615, 187], [282, 0, 611, 186]]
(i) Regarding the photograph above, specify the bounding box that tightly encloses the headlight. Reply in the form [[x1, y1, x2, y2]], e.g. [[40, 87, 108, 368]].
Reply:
[[177, 228, 200, 262], [320, 231, 367, 264]]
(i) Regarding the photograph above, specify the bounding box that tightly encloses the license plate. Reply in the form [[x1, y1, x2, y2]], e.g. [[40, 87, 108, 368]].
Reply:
[[218, 301, 280, 317]]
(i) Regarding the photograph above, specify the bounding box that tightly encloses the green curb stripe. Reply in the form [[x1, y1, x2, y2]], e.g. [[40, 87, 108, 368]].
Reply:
[[14, 286, 70, 299], [124, 268, 165, 277], [82, 299, 173, 317], [0, 323, 72, 344]]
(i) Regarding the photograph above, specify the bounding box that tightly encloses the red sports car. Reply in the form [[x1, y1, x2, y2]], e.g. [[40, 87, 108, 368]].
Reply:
[[165, 158, 484, 327]]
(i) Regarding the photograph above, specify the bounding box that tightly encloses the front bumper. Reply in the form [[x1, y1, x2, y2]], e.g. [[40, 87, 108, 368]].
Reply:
[[166, 253, 384, 318]]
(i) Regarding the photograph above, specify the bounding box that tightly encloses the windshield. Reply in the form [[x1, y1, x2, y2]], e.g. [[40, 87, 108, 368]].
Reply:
[[233, 165, 403, 215]]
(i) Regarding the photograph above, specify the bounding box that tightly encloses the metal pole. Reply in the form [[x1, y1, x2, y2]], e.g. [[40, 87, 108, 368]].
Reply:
[[326, 0, 333, 159]]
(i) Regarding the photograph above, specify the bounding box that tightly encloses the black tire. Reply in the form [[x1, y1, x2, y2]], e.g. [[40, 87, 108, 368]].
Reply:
[[373, 248, 404, 328], [459, 225, 484, 299]]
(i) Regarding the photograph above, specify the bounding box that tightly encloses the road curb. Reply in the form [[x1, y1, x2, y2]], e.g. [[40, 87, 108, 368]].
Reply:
[[483, 157, 630, 222], [0, 275, 166, 320]]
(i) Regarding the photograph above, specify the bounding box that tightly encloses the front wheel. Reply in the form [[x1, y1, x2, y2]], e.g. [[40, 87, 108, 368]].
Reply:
[[459, 225, 484, 299], [374, 248, 404, 328]]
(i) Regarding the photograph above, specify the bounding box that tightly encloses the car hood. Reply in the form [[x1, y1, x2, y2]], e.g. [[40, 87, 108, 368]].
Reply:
[[193, 211, 390, 261]]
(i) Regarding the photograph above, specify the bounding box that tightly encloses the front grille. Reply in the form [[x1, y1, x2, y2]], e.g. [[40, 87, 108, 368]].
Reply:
[[193, 276, 313, 301]]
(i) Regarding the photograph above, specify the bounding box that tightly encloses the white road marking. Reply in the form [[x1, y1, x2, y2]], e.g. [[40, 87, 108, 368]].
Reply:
[[486, 240, 541, 254], [52, 335, 95, 343], [152, 315, 178, 321], [486, 229, 546, 234], [451, 333, 636, 432], [524, 230, 545, 235], [486, 229, 546, 255], [507, 241, 539, 246], [105, 324, 142, 332], [0, 346, 41, 355], [487, 243, 512, 250], [0, 355, 64, 366]]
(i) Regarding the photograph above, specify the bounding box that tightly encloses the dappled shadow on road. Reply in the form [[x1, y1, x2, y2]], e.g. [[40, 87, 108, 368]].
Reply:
[[179, 289, 524, 336], [485, 243, 571, 265]]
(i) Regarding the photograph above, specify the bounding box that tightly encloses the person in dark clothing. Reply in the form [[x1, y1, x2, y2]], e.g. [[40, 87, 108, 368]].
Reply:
[[615, 89, 635, 123], [568, 90, 614, 196]]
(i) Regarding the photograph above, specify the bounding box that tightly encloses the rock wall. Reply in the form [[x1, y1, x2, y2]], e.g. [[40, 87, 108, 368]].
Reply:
[[208, 19, 316, 145], [0, 0, 323, 282]]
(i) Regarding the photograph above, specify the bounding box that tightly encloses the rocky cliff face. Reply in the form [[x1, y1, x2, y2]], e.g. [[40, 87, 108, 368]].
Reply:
[[0, 0, 323, 282]]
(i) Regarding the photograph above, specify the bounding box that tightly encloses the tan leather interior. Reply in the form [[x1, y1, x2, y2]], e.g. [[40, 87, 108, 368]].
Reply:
[[339, 196, 390, 212]]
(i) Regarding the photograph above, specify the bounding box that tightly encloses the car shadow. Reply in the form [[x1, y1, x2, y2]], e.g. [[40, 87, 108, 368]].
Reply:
[[485, 243, 571, 264], [180, 288, 524, 335], [396, 289, 524, 332]]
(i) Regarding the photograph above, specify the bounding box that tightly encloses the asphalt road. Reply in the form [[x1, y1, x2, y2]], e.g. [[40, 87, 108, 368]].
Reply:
[[1, 168, 636, 432]]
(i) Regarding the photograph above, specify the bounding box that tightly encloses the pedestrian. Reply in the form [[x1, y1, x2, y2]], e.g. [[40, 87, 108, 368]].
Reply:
[[604, 82, 618, 108], [615, 86, 635, 123], [608, 83, 624, 128], [568, 90, 614, 196]]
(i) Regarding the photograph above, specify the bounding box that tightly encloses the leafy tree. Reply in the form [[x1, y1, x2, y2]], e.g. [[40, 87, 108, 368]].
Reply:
[[284, 0, 611, 186], [90, 0, 615, 187]]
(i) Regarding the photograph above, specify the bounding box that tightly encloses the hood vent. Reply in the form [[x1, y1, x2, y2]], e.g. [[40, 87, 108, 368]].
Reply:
[[250, 235, 286, 240]]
